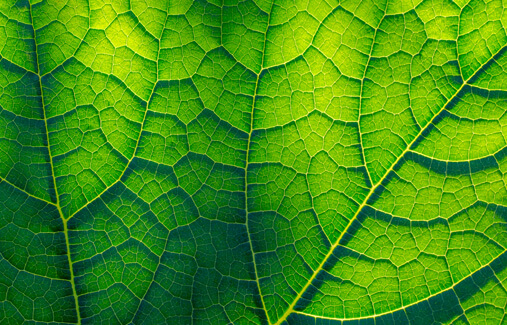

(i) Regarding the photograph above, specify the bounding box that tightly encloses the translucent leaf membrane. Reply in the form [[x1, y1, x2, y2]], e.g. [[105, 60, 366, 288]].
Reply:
[[0, 0, 506, 324]]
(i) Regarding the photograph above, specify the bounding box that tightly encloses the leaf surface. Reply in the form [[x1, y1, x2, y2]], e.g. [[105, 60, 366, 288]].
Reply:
[[1, 0, 506, 324]]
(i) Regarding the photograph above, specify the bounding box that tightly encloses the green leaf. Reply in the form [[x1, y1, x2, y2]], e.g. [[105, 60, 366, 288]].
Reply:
[[1, 0, 506, 324]]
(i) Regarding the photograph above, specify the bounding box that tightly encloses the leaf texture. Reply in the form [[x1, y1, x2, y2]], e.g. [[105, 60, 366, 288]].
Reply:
[[0, 0, 506, 324]]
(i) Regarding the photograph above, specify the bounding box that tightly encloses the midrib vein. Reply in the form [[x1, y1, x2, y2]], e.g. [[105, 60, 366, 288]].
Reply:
[[124, 11, 169, 324], [273, 43, 507, 325], [28, 5, 81, 325], [244, 2, 275, 324]]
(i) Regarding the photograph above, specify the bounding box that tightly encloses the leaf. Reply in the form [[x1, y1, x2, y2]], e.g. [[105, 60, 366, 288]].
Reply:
[[1, 0, 506, 324]]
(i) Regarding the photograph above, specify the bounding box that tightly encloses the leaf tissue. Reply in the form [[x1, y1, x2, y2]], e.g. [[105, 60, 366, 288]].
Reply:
[[1, 0, 507, 324]]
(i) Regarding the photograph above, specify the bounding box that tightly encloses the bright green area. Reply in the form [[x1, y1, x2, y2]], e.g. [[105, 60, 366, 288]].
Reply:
[[0, 0, 506, 324]]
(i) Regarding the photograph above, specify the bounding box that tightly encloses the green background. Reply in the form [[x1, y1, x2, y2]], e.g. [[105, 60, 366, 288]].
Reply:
[[0, 0, 506, 323]]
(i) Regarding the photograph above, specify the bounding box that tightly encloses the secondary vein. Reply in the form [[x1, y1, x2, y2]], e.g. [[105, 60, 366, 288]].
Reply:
[[291, 247, 507, 322], [28, 4, 81, 324], [244, 1, 275, 323], [273, 41, 507, 325]]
